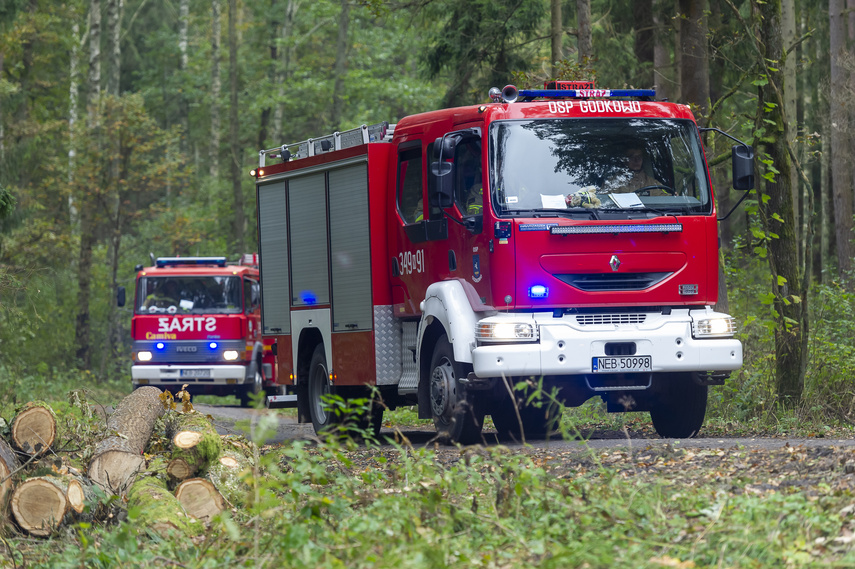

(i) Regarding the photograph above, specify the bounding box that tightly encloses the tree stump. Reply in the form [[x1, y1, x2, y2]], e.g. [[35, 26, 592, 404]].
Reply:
[[11, 402, 57, 456], [10, 476, 70, 536], [174, 478, 226, 522], [166, 412, 222, 484], [88, 386, 165, 496]]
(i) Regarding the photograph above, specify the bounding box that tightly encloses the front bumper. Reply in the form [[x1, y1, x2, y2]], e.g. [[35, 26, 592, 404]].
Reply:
[[471, 309, 742, 378], [132, 364, 251, 387]]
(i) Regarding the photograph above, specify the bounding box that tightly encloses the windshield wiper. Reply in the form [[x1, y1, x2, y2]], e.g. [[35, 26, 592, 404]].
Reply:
[[507, 208, 599, 220]]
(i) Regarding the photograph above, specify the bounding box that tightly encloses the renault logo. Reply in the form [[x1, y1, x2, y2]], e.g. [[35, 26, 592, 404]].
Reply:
[[609, 255, 621, 272]]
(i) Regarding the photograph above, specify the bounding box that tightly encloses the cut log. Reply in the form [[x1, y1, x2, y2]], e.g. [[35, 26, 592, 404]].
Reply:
[[207, 448, 253, 508], [88, 386, 165, 496], [67, 476, 97, 517], [0, 437, 21, 505], [127, 466, 203, 537], [10, 476, 70, 536], [11, 402, 57, 456], [166, 412, 222, 484], [174, 478, 226, 522]]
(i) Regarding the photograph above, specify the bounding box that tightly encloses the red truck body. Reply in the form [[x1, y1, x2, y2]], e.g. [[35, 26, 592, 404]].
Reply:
[[127, 256, 276, 407], [256, 85, 751, 441]]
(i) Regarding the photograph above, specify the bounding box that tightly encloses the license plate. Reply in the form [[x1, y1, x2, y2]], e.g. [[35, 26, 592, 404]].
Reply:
[[180, 369, 212, 378], [592, 355, 652, 373]]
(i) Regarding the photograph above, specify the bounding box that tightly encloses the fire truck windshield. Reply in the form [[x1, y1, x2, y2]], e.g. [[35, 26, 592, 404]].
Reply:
[[489, 118, 711, 215], [135, 276, 242, 314]]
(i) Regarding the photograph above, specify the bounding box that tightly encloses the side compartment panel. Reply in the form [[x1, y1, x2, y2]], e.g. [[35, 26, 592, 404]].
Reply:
[[328, 165, 373, 331], [331, 331, 375, 386], [289, 173, 330, 306], [257, 180, 291, 335]]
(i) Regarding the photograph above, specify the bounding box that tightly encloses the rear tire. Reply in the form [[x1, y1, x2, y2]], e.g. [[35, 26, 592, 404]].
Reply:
[[649, 374, 707, 438], [308, 344, 337, 435], [428, 335, 484, 445]]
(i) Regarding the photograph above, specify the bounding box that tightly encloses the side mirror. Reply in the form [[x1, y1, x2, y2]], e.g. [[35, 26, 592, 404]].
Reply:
[[732, 145, 754, 191], [429, 160, 454, 208], [117, 286, 126, 307]]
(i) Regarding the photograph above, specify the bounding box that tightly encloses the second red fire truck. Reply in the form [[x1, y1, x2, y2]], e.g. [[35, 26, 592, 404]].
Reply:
[[255, 82, 753, 442], [119, 255, 277, 407]]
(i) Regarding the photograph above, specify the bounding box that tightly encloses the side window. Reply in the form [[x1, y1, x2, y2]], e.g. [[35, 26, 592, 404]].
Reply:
[[244, 279, 259, 314], [397, 147, 423, 224], [454, 140, 483, 215], [426, 142, 443, 220]]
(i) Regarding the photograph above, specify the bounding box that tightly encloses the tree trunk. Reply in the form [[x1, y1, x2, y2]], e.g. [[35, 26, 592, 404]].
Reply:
[[68, 24, 81, 225], [88, 386, 165, 495], [10, 402, 57, 456], [10, 476, 72, 536], [229, 0, 245, 253], [830, 0, 853, 277], [174, 478, 226, 522], [210, 0, 222, 181], [755, 0, 806, 406], [106, 0, 122, 96], [76, 0, 102, 370], [652, 0, 671, 100], [633, 0, 654, 87], [166, 412, 223, 484], [575, 0, 593, 62], [672, 0, 682, 101], [273, 0, 298, 144], [679, 0, 710, 120], [783, 0, 798, 254], [551, 0, 562, 76], [330, 0, 350, 130], [178, 0, 190, 153]]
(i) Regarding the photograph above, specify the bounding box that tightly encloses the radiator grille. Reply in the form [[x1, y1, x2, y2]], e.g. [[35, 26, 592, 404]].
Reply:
[[556, 272, 670, 291], [575, 313, 647, 326]]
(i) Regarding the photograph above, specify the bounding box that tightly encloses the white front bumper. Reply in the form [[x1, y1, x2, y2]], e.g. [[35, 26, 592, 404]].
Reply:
[[132, 364, 249, 386], [471, 310, 742, 378]]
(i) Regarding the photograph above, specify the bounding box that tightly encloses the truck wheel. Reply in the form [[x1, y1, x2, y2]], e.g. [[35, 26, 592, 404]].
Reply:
[[428, 335, 484, 444], [649, 374, 707, 438], [308, 344, 338, 435], [239, 369, 262, 408], [492, 384, 561, 442]]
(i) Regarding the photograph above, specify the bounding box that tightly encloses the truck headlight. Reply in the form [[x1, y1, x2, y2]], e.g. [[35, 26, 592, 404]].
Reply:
[[223, 350, 240, 361], [693, 316, 737, 338], [137, 351, 153, 362], [475, 322, 537, 343]]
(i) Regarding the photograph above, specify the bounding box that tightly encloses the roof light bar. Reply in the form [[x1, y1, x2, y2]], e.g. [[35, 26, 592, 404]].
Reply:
[[519, 89, 656, 101], [155, 257, 228, 267], [550, 223, 682, 235]]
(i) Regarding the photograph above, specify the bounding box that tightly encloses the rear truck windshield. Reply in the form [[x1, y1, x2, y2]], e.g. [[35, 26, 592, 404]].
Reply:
[[489, 118, 712, 216], [135, 276, 242, 314]]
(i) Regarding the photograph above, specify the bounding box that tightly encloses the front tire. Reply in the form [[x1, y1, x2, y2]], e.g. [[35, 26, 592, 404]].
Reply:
[[428, 335, 484, 445], [649, 374, 708, 438], [239, 368, 263, 408]]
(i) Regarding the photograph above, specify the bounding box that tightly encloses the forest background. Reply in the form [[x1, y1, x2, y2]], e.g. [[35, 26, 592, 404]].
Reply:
[[0, 0, 854, 427]]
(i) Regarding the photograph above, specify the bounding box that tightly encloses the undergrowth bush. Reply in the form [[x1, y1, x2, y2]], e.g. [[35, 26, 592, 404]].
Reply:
[[715, 248, 855, 428]]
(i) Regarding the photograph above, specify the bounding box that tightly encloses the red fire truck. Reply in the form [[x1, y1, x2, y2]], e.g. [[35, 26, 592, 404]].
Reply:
[[119, 255, 277, 407], [255, 82, 753, 442]]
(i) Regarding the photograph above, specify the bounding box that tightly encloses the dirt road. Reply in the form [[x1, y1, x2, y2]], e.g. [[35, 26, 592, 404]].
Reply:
[[195, 402, 855, 451]]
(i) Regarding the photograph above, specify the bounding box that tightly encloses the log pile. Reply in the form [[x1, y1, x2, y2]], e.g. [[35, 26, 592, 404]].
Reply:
[[0, 387, 256, 538]]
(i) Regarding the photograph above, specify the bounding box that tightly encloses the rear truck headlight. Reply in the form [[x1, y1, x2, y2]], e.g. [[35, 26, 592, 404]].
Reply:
[[137, 351, 153, 362], [223, 350, 240, 361], [475, 321, 538, 343], [693, 316, 737, 338]]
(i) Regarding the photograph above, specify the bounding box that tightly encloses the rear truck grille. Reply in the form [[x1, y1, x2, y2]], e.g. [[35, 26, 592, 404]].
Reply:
[[556, 272, 671, 291], [576, 313, 647, 326]]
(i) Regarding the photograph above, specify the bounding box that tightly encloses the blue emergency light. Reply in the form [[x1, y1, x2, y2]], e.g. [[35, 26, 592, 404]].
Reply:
[[209, 342, 218, 350], [155, 342, 165, 350], [529, 285, 549, 299]]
